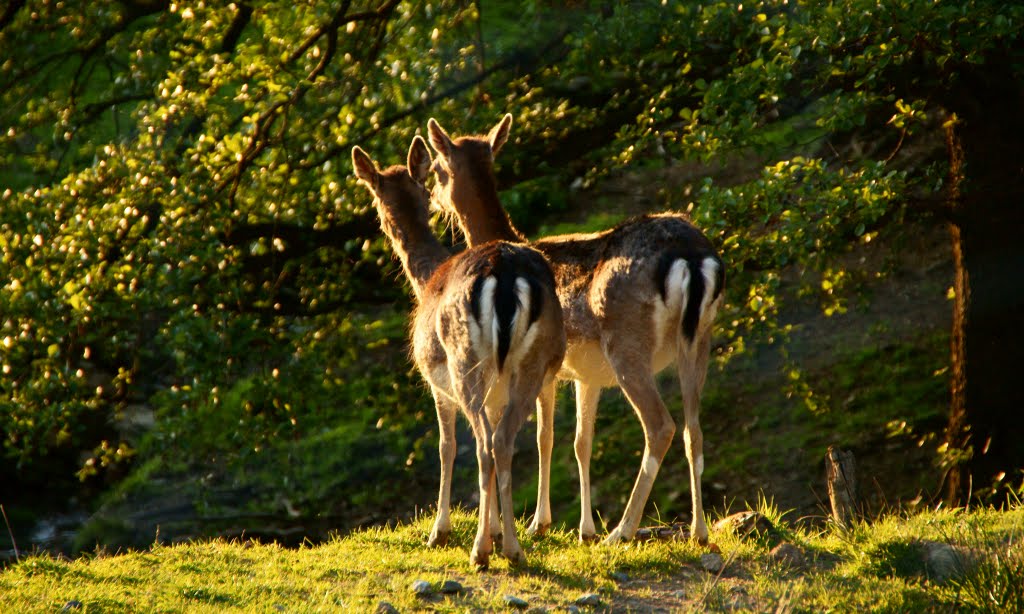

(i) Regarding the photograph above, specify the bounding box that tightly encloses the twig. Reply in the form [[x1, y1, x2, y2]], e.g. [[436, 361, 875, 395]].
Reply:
[[1, 504, 19, 563], [695, 546, 741, 609]]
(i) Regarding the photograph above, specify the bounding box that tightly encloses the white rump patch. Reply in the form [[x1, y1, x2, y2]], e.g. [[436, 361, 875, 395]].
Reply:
[[504, 277, 540, 370], [473, 276, 498, 361], [513, 277, 531, 335], [654, 259, 688, 349], [699, 258, 719, 318]]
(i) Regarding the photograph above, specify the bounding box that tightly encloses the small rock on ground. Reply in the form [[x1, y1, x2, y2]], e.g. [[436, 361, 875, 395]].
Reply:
[[610, 571, 629, 583], [376, 602, 399, 614], [701, 552, 725, 573], [769, 542, 806, 568], [575, 593, 602, 607], [440, 579, 463, 594], [504, 594, 529, 609], [411, 580, 432, 596], [921, 540, 966, 583]]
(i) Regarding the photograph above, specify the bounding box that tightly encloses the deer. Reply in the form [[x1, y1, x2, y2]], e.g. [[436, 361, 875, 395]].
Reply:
[[351, 137, 566, 569], [426, 115, 724, 545]]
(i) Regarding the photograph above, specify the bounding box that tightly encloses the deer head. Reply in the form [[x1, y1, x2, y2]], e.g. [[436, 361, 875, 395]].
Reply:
[[426, 114, 522, 244], [351, 136, 434, 246]]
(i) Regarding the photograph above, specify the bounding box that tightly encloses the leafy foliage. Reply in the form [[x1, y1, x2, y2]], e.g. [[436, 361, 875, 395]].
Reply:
[[2, 0, 1022, 511]]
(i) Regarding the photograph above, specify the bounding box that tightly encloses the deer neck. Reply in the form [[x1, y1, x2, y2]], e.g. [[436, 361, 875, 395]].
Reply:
[[454, 189, 524, 246], [380, 215, 449, 302]]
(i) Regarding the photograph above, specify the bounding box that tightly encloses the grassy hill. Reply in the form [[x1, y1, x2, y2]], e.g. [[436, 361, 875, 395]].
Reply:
[[3, 505, 1021, 612]]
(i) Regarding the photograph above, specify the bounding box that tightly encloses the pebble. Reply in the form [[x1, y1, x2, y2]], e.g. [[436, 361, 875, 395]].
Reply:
[[575, 593, 602, 607], [439, 579, 463, 594], [503, 594, 529, 609], [701, 552, 725, 573], [375, 602, 399, 614], [61, 602, 83, 612], [921, 540, 965, 583], [610, 571, 629, 583], [411, 579, 433, 596], [769, 542, 806, 568]]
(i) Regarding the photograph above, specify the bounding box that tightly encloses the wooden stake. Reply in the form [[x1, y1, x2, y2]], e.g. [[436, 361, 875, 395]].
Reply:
[[826, 446, 857, 528]]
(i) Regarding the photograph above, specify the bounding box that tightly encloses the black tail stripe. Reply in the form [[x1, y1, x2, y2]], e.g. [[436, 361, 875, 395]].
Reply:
[[682, 258, 706, 342], [494, 270, 519, 371]]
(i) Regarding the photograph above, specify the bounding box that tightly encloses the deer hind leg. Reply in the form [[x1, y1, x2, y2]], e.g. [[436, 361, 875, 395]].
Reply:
[[471, 416, 497, 570], [679, 329, 714, 544], [604, 351, 676, 544], [492, 363, 547, 565], [489, 472, 501, 542], [428, 388, 458, 548], [449, 359, 495, 569], [527, 376, 558, 536], [574, 380, 601, 542]]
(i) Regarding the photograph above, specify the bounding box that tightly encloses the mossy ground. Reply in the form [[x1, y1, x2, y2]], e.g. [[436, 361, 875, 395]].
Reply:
[[3, 505, 1022, 612]]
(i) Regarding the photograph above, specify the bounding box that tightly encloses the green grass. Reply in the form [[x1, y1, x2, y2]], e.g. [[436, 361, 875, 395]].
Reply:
[[3, 506, 1021, 612]]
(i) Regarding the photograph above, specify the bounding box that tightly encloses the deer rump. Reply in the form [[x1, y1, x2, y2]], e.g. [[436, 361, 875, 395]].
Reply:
[[535, 213, 724, 351], [423, 240, 553, 415]]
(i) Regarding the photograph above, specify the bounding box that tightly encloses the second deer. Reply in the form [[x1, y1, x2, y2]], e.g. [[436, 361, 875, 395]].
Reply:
[[427, 115, 724, 544], [352, 137, 566, 568]]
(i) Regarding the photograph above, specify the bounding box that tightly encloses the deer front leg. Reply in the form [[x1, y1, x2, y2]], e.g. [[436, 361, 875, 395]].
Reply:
[[527, 377, 557, 536], [603, 360, 675, 544], [428, 389, 457, 548], [574, 380, 601, 542]]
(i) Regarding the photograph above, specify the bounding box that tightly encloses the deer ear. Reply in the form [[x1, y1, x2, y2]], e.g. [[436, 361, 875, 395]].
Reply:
[[408, 136, 432, 184], [488, 113, 513, 157], [351, 146, 379, 188], [427, 118, 454, 162]]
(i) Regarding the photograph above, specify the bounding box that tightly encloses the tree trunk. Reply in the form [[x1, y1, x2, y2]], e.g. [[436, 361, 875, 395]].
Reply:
[[941, 57, 1024, 505]]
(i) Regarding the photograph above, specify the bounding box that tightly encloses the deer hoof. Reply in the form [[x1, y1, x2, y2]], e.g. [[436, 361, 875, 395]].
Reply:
[[428, 530, 449, 548], [527, 521, 550, 536], [579, 532, 600, 544], [602, 527, 628, 545], [471, 549, 490, 571], [504, 546, 527, 567]]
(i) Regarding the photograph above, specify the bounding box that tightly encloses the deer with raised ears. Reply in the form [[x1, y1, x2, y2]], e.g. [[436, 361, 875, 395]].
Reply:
[[427, 115, 725, 545], [351, 137, 566, 569]]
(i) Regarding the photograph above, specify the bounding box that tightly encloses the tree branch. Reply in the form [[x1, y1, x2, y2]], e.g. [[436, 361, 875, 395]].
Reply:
[[0, 0, 26, 32], [219, 2, 253, 55], [297, 27, 572, 172]]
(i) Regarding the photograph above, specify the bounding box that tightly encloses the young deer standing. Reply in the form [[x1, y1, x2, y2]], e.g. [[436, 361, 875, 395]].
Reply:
[[351, 137, 565, 568], [427, 116, 724, 544]]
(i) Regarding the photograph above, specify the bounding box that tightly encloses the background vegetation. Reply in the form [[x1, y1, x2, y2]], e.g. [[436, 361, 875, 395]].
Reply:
[[1, 0, 1022, 559]]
